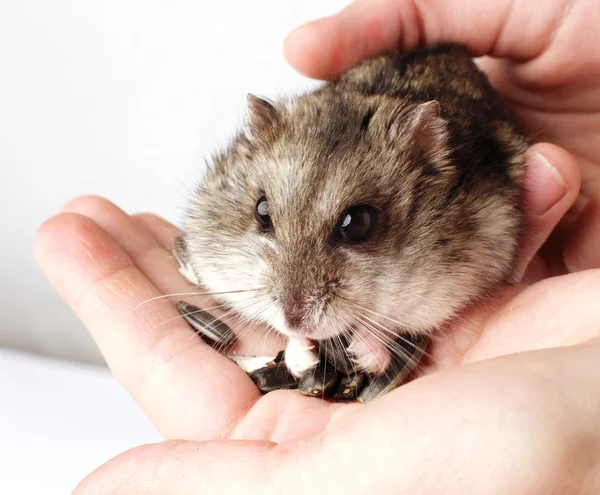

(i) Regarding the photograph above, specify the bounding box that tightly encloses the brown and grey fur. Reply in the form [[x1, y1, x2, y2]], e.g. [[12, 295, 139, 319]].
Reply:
[[177, 44, 528, 376]]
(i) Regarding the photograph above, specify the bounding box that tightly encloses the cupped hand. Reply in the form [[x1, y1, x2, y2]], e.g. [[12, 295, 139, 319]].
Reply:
[[285, 0, 600, 274], [34, 142, 600, 493]]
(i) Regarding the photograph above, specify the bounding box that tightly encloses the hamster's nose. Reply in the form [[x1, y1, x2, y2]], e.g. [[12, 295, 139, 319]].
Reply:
[[282, 292, 306, 330]]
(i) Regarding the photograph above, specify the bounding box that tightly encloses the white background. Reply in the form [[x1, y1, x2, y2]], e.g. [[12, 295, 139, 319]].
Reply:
[[1, 0, 349, 363], [0, 348, 161, 494], [0, 1, 350, 493]]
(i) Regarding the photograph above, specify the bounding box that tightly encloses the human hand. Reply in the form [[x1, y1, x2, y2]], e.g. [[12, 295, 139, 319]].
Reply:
[[34, 143, 600, 492], [67, 338, 600, 494], [285, 0, 600, 275]]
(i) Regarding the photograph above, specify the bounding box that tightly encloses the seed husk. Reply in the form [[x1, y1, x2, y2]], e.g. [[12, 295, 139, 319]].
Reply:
[[248, 362, 299, 393], [329, 372, 366, 400], [298, 359, 339, 397], [315, 335, 356, 374], [176, 300, 238, 348]]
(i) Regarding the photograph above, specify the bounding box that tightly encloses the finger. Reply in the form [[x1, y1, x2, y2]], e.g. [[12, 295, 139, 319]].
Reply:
[[284, 0, 565, 79], [61, 197, 285, 355], [34, 212, 261, 440], [72, 440, 278, 495], [512, 143, 580, 282], [131, 212, 182, 250], [60, 197, 221, 319], [562, 191, 600, 272], [466, 269, 600, 362]]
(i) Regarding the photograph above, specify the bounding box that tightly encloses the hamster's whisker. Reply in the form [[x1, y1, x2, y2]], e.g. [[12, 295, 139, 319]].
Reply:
[[334, 333, 348, 373], [355, 315, 427, 370], [259, 325, 278, 356], [209, 299, 272, 352], [227, 302, 280, 353], [228, 316, 265, 345], [219, 299, 277, 348], [346, 324, 380, 381], [136, 288, 263, 308], [187, 298, 264, 338], [150, 295, 263, 335], [345, 301, 406, 327], [257, 306, 287, 355], [233, 296, 276, 327], [182, 298, 268, 356], [170, 328, 206, 360], [350, 303, 430, 333], [442, 310, 481, 339], [263, 306, 279, 330], [339, 324, 358, 373], [353, 317, 419, 369], [147, 301, 232, 333], [357, 313, 435, 362], [170, 300, 265, 360], [326, 332, 341, 373]]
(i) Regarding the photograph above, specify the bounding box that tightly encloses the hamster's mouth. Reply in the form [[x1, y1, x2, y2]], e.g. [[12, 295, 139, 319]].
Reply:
[[295, 328, 340, 340], [297, 323, 354, 343], [292, 320, 354, 341]]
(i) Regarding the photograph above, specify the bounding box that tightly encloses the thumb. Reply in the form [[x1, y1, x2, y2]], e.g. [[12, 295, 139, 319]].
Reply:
[[512, 143, 580, 282], [72, 439, 278, 495], [562, 190, 600, 272]]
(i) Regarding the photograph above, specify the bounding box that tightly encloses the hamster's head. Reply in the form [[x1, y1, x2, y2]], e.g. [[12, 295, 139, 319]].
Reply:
[[182, 92, 523, 348]]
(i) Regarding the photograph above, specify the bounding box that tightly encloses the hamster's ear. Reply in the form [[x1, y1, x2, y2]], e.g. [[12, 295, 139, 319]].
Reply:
[[392, 101, 451, 168], [407, 101, 447, 151], [246, 94, 279, 139]]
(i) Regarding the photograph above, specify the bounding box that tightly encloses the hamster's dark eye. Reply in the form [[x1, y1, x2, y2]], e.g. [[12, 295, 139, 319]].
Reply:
[[336, 204, 378, 243], [255, 196, 273, 232]]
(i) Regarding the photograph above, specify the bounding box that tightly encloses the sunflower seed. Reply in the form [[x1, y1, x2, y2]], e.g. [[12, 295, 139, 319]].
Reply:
[[298, 359, 339, 397], [329, 372, 366, 400], [176, 300, 238, 348], [315, 334, 356, 374], [248, 362, 299, 393]]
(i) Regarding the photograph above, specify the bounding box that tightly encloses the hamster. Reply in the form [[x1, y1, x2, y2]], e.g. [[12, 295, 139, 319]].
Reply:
[[175, 44, 528, 378]]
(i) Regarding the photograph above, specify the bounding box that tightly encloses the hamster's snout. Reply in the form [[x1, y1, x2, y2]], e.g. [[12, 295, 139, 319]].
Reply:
[[281, 291, 307, 331]]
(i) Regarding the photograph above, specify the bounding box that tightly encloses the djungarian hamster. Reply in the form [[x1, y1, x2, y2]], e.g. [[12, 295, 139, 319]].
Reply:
[[175, 44, 528, 379]]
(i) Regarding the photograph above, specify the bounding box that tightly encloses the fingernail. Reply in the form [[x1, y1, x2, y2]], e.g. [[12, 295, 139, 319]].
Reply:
[[524, 151, 569, 215]]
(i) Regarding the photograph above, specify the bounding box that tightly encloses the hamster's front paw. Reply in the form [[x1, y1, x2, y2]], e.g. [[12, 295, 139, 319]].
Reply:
[[352, 332, 431, 403], [348, 333, 392, 374], [173, 236, 200, 286], [285, 337, 319, 378]]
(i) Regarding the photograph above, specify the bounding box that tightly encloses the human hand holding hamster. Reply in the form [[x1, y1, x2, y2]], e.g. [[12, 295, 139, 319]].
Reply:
[[36, 162, 600, 493], [285, 0, 600, 275], [35, 0, 600, 492]]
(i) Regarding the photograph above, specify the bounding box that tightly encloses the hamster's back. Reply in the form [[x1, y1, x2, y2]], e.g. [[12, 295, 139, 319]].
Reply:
[[326, 44, 527, 187], [333, 45, 504, 116]]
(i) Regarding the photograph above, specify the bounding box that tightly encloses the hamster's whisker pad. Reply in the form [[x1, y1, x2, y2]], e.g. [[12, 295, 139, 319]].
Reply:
[[173, 44, 528, 402]]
